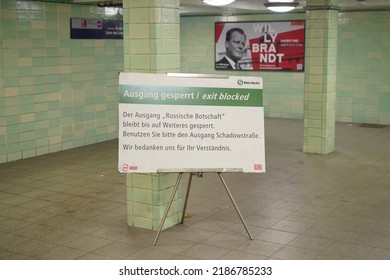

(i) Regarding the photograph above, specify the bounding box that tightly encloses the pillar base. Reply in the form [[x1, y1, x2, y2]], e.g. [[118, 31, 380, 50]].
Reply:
[[126, 173, 182, 231]]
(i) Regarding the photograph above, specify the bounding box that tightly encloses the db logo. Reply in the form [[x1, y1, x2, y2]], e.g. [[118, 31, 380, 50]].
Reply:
[[254, 164, 263, 171], [121, 164, 138, 172], [121, 164, 129, 172]]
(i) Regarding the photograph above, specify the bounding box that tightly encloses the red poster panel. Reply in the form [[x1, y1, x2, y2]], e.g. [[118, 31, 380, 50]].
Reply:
[[215, 21, 305, 72]]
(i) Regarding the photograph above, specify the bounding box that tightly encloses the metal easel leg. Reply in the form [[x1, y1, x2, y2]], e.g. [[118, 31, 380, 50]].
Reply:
[[180, 173, 193, 224], [217, 172, 253, 240], [152, 172, 183, 246]]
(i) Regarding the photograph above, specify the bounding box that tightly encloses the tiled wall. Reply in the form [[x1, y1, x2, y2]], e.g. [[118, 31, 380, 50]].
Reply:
[[0, 0, 123, 163], [180, 11, 390, 124], [337, 11, 390, 124], [0, 3, 3, 160], [2, 3, 390, 164], [180, 14, 306, 119]]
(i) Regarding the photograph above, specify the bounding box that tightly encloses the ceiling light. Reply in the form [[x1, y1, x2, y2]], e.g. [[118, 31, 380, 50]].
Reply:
[[264, 1, 299, 13], [202, 0, 236, 6]]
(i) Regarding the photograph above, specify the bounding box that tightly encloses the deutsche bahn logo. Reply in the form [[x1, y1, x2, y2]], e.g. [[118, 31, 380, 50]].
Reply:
[[254, 164, 263, 171]]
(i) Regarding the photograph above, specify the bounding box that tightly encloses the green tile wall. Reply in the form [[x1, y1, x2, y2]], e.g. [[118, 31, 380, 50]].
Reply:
[[180, 11, 390, 125], [337, 11, 390, 124], [2, 4, 390, 164], [0, 0, 123, 163], [180, 14, 306, 120], [0, 1, 3, 163]]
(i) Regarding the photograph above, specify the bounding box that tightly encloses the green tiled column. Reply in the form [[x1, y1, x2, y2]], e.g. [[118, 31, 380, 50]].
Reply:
[[303, 0, 339, 154], [122, 0, 182, 230]]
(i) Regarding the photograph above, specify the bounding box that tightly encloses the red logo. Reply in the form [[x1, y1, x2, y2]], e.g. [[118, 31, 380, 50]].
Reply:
[[254, 164, 263, 171], [121, 164, 137, 172], [121, 164, 129, 172]]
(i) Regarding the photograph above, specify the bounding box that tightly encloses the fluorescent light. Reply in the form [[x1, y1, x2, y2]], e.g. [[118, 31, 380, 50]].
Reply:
[[202, 0, 236, 6], [264, 1, 298, 13]]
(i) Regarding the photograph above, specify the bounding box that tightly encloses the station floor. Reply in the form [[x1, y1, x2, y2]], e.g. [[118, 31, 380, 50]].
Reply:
[[1, 118, 390, 260]]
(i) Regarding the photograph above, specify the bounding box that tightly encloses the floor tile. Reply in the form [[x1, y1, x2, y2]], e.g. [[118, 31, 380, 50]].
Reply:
[[123, 247, 176, 260], [6, 239, 57, 258], [180, 244, 231, 259], [36, 245, 87, 260], [255, 229, 297, 244], [203, 233, 250, 250], [0, 118, 390, 260], [271, 245, 321, 260], [93, 241, 144, 259], [64, 235, 113, 252], [235, 240, 284, 258], [219, 250, 268, 260]]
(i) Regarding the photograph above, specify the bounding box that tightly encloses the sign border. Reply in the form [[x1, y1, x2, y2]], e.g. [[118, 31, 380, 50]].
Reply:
[[215, 20, 306, 72]]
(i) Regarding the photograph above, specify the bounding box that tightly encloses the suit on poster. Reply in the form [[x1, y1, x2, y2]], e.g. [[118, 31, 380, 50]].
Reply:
[[215, 27, 246, 70]]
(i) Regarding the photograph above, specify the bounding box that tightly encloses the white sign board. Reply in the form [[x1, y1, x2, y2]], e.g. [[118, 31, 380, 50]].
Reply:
[[118, 73, 265, 173]]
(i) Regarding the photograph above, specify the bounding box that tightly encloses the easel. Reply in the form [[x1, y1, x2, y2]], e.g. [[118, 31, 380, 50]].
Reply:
[[118, 72, 264, 246], [153, 169, 253, 246]]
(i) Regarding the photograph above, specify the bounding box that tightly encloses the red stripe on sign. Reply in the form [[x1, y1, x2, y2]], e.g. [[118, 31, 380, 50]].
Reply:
[[291, 21, 304, 26]]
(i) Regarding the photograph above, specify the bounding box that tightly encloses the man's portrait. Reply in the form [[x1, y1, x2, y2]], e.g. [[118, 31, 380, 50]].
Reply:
[[215, 27, 247, 70]]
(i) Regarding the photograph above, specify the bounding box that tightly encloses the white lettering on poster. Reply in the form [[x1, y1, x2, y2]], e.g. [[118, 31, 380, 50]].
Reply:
[[251, 23, 285, 64]]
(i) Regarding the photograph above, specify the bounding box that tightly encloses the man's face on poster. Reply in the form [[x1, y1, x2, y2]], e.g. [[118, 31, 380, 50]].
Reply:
[[225, 31, 246, 62]]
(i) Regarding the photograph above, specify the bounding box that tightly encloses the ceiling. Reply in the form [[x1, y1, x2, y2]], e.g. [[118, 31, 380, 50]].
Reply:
[[179, 0, 390, 15], [43, 0, 390, 15]]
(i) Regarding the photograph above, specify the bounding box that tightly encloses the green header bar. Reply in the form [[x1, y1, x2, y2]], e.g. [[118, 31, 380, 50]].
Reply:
[[119, 85, 263, 107]]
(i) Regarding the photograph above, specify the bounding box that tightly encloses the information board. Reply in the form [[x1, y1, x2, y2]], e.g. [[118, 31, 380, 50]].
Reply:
[[70, 18, 123, 39], [118, 73, 265, 173]]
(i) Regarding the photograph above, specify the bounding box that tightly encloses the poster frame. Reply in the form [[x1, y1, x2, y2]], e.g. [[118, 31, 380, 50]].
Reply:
[[215, 20, 306, 72]]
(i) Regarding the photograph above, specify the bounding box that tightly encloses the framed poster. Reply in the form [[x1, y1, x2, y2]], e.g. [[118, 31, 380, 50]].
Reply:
[[215, 21, 305, 71], [118, 73, 265, 173]]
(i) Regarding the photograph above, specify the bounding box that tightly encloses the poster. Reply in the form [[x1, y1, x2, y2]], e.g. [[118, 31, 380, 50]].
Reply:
[[215, 21, 305, 71], [70, 18, 123, 39], [118, 73, 265, 173]]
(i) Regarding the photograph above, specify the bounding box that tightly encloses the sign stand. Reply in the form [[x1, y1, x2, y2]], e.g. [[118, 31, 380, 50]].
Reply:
[[153, 169, 253, 246], [118, 72, 265, 245]]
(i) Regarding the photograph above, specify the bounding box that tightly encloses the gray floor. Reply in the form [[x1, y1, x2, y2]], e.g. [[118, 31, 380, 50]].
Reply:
[[1, 118, 390, 260]]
